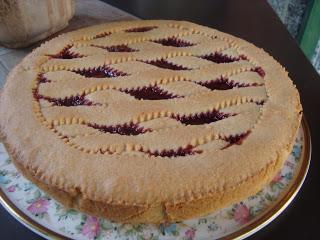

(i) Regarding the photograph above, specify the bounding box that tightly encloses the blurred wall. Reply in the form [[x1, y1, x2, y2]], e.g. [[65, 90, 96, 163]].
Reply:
[[268, 0, 320, 74]]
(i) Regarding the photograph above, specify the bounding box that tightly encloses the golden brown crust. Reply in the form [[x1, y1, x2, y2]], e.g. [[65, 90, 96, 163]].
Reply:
[[3, 133, 297, 223], [0, 20, 302, 223]]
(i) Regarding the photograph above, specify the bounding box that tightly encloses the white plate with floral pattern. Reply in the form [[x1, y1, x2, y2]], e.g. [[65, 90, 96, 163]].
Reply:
[[0, 119, 311, 240]]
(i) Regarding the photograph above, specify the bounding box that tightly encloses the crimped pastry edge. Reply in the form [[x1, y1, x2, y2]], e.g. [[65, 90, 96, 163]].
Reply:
[[1, 127, 299, 224]]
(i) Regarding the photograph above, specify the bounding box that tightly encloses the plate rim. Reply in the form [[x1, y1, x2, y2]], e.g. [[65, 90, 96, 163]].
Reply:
[[221, 116, 311, 240], [0, 116, 312, 240]]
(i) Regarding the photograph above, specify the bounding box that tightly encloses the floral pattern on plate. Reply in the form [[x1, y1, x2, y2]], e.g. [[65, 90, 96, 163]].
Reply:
[[0, 126, 304, 240]]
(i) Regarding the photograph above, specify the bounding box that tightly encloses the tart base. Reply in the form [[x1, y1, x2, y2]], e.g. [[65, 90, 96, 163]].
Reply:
[[1, 135, 296, 224]]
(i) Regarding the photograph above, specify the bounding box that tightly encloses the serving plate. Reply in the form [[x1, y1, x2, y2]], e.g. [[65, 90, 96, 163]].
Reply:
[[0, 118, 311, 240]]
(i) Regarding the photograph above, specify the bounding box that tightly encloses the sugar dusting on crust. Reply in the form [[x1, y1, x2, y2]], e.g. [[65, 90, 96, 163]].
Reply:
[[0, 20, 302, 224]]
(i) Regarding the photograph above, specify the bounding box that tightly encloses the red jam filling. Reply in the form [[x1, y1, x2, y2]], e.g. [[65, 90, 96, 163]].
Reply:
[[125, 26, 157, 32], [92, 44, 137, 52], [197, 77, 262, 90], [73, 65, 128, 78], [35, 94, 94, 107], [121, 85, 181, 100], [38, 74, 51, 83], [153, 37, 195, 47], [143, 59, 191, 70], [88, 122, 150, 135], [146, 145, 202, 157], [48, 45, 84, 59], [251, 67, 266, 77], [221, 131, 251, 149], [173, 110, 232, 125], [93, 32, 111, 39], [200, 52, 245, 63], [252, 100, 265, 105]]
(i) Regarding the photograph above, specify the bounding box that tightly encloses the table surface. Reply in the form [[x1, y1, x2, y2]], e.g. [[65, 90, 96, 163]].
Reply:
[[0, 0, 319, 239]]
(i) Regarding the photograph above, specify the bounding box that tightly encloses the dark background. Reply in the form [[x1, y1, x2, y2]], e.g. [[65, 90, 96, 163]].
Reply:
[[0, 0, 319, 239]]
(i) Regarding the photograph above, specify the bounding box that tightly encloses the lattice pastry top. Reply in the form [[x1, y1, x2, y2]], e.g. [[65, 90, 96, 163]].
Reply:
[[0, 20, 302, 223]]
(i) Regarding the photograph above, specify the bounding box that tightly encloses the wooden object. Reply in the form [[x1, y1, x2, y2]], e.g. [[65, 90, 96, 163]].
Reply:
[[0, 0, 136, 87], [0, 0, 75, 48]]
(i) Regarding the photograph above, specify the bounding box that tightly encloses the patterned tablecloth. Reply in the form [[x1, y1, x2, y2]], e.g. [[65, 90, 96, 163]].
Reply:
[[0, 0, 137, 88]]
